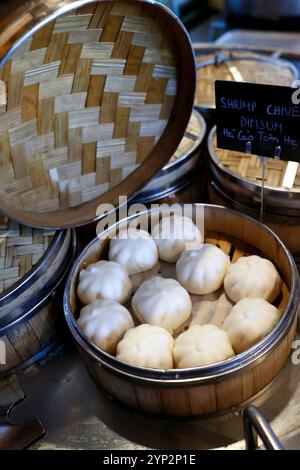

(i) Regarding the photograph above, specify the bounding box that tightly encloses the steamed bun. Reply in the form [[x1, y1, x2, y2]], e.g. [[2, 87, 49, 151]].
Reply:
[[78, 299, 134, 353], [116, 324, 174, 369], [222, 298, 281, 354], [77, 260, 132, 305], [109, 228, 158, 275], [174, 324, 234, 368], [132, 276, 192, 334], [151, 214, 203, 262], [176, 244, 230, 295], [224, 255, 282, 303]]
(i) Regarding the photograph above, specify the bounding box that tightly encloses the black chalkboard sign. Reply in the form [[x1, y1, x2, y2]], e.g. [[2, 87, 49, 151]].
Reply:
[[215, 80, 300, 162]]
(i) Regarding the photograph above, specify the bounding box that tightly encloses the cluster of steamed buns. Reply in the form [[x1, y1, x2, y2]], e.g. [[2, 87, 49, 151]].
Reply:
[[77, 214, 283, 370]]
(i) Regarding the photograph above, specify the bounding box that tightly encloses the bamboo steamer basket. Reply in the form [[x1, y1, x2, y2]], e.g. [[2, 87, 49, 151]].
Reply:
[[64, 204, 300, 416], [133, 108, 207, 204], [208, 126, 300, 258], [0, 0, 195, 229], [0, 217, 76, 376], [194, 49, 298, 109]]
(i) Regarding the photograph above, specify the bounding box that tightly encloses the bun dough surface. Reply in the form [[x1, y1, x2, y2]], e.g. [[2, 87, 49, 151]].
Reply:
[[132, 276, 192, 334], [109, 228, 158, 275], [116, 324, 174, 369], [222, 298, 281, 354], [78, 299, 134, 354], [176, 244, 230, 295], [77, 260, 133, 305], [152, 214, 203, 262], [224, 255, 282, 303], [174, 324, 234, 368]]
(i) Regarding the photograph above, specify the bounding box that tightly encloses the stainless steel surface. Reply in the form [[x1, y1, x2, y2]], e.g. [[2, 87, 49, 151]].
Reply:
[[0, 376, 45, 449], [225, 0, 300, 19], [65, 204, 299, 386], [7, 330, 300, 450], [208, 126, 300, 217]]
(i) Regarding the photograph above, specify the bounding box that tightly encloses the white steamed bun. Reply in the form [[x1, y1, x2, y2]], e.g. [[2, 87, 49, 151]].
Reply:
[[151, 214, 203, 262], [176, 244, 230, 295], [132, 276, 192, 334], [116, 324, 174, 369], [224, 255, 282, 303], [77, 260, 132, 305], [174, 324, 234, 368], [78, 299, 134, 353], [222, 298, 281, 354], [109, 228, 158, 275]]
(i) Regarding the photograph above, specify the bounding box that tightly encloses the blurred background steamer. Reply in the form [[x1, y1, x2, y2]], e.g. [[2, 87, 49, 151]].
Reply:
[[190, 41, 300, 262], [194, 46, 298, 113], [133, 108, 207, 205]]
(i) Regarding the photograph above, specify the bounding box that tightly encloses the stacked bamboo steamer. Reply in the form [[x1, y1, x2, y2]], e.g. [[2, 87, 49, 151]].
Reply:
[[133, 108, 207, 204], [0, 0, 195, 376], [65, 204, 299, 416], [193, 46, 300, 260], [194, 49, 298, 109], [208, 128, 300, 260], [0, 217, 75, 375]]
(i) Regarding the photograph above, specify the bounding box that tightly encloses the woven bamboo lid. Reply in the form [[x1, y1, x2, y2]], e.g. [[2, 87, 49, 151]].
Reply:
[[0, 0, 195, 228]]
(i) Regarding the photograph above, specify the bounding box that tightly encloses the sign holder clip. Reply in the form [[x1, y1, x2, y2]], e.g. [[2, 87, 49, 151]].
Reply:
[[246, 142, 282, 223]]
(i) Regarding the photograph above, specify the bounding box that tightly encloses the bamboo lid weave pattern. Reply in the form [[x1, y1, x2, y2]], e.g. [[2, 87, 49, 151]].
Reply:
[[0, 214, 55, 294], [212, 132, 300, 190], [0, 0, 195, 228], [195, 51, 297, 107]]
